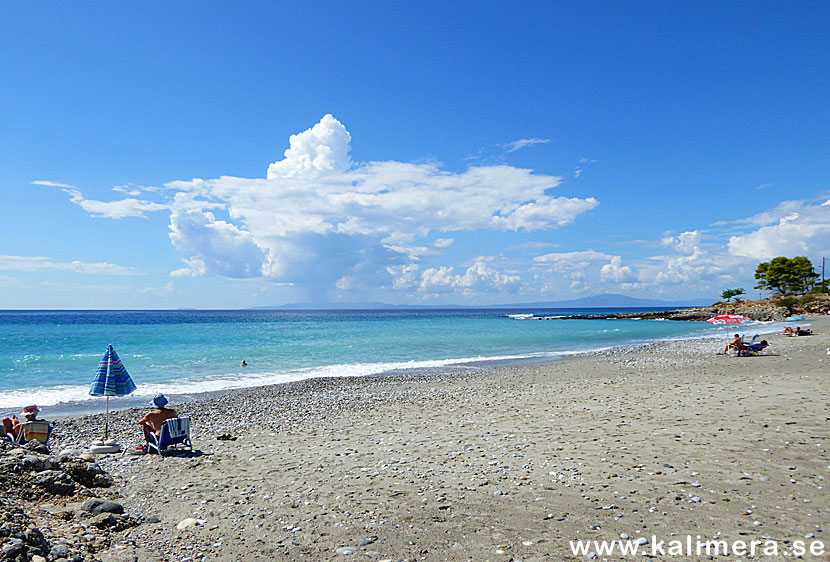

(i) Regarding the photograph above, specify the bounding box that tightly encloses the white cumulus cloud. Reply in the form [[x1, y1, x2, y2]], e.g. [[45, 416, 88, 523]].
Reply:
[[54, 115, 599, 298], [600, 256, 637, 283], [266, 114, 352, 179], [413, 260, 522, 295], [727, 199, 830, 259], [168, 208, 267, 278], [163, 116, 597, 294]]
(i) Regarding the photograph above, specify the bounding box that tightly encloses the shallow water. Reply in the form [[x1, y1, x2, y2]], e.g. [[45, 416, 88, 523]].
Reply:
[[0, 308, 777, 414]]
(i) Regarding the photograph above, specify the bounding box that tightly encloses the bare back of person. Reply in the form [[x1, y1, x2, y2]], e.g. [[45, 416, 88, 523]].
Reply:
[[139, 407, 177, 439]]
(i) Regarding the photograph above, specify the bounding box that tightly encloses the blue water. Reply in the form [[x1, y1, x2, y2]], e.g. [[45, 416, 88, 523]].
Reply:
[[0, 308, 771, 415]]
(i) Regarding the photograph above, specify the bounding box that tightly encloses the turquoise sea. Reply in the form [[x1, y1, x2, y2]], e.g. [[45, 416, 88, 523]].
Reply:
[[0, 309, 779, 416]]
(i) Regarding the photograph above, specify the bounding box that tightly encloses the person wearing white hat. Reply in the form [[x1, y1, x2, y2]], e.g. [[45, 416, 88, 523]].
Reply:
[[136, 394, 177, 451], [2, 405, 42, 439]]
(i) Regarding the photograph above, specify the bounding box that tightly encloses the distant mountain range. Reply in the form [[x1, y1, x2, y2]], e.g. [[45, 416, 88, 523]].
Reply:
[[254, 293, 713, 310]]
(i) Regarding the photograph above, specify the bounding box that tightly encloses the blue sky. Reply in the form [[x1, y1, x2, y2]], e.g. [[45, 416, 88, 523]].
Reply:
[[1, 2, 828, 308]]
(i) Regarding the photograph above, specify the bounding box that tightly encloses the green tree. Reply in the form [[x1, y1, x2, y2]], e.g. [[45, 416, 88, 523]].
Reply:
[[754, 256, 819, 295], [720, 288, 745, 302]]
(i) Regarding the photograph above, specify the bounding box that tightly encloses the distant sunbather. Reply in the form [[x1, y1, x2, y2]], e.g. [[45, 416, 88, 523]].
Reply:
[[740, 340, 769, 356], [138, 394, 178, 443]]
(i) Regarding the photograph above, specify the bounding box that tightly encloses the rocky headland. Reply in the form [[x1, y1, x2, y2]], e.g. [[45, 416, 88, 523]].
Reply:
[[540, 295, 830, 321]]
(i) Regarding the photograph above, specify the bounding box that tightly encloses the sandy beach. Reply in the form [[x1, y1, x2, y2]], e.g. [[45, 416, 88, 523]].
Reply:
[[20, 316, 830, 561]]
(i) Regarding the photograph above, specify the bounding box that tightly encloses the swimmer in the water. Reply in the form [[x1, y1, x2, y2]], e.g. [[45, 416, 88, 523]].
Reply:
[[241, 360, 247, 367]]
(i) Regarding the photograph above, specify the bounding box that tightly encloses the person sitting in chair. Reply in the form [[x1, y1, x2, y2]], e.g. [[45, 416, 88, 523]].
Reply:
[[722, 334, 744, 355], [138, 394, 177, 445], [3, 405, 42, 440]]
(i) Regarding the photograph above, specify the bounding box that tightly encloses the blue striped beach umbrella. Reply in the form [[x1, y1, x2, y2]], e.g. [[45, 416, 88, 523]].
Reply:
[[89, 344, 137, 438]]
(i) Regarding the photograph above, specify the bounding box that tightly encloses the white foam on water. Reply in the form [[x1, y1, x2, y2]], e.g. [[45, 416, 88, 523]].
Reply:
[[0, 319, 796, 414], [0, 352, 560, 412]]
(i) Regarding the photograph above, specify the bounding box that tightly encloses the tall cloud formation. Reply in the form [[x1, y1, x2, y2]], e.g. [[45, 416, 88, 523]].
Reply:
[[163, 115, 599, 296]]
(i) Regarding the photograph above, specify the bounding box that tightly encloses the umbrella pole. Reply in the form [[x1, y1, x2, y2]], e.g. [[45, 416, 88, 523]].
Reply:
[[105, 396, 109, 440]]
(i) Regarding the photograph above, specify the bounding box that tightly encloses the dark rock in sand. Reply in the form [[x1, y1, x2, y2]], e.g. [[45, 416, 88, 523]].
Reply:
[[90, 513, 119, 529], [81, 499, 124, 515], [35, 470, 76, 495]]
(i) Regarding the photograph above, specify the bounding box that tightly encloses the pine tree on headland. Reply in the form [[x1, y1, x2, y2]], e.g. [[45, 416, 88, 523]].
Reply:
[[720, 288, 745, 302], [754, 256, 818, 295]]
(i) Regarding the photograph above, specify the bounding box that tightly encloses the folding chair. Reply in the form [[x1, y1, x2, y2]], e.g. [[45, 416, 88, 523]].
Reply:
[[147, 417, 192, 456], [738, 335, 769, 356], [6, 420, 52, 449]]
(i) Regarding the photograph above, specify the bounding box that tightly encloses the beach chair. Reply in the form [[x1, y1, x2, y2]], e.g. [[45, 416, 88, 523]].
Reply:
[[741, 342, 768, 356], [147, 417, 192, 456], [729, 334, 756, 356], [5, 420, 52, 449], [738, 335, 768, 356]]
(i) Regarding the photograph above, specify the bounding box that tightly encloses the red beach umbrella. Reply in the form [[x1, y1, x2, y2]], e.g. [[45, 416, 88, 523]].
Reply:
[[706, 314, 751, 325]]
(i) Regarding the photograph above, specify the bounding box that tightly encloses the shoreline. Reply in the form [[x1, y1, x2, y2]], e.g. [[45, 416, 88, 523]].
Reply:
[[9, 315, 829, 561], [15, 317, 793, 420]]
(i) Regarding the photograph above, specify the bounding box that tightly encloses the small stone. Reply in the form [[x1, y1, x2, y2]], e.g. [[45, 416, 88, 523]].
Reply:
[[635, 537, 649, 545], [176, 518, 205, 530], [620, 533, 630, 540], [90, 513, 118, 529], [690, 496, 701, 503], [58, 449, 82, 457], [2, 543, 24, 557], [335, 547, 356, 555], [81, 499, 124, 515], [805, 533, 815, 539], [32, 556, 47, 562], [50, 544, 70, 558]]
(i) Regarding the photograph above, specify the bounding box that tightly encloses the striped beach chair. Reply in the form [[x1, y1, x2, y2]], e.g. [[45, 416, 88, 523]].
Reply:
[[6, 420, 52, 449], [147, 417, 192, 456]]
